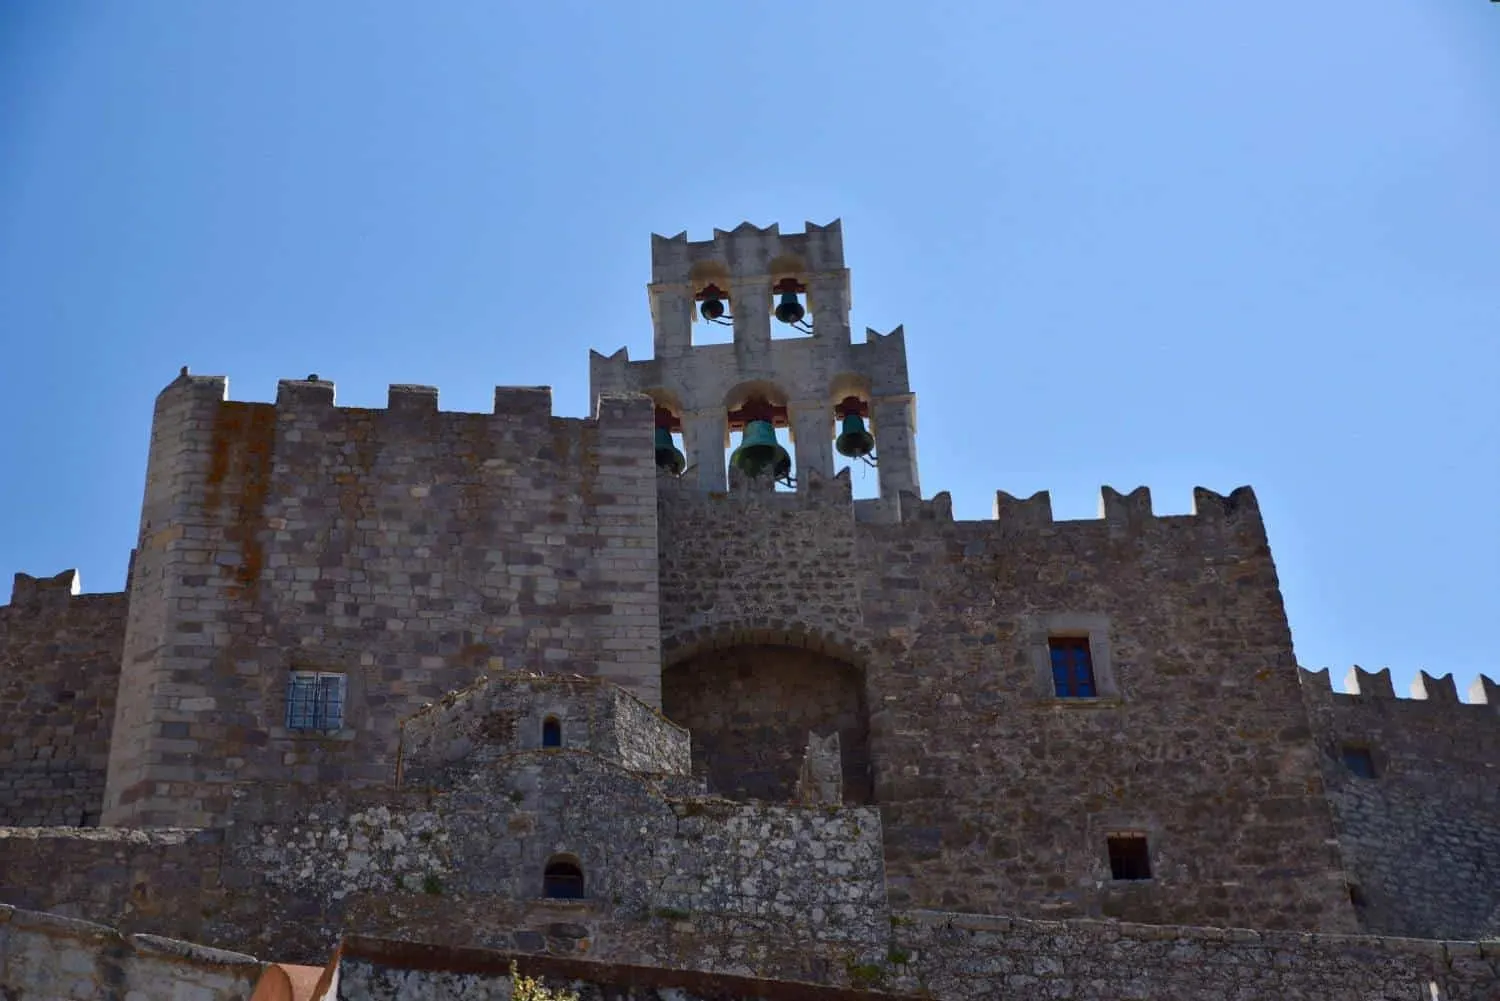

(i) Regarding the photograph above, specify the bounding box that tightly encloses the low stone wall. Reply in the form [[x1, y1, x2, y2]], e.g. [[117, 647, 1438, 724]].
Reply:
[[887, 909, 1500, 1001], [5, 822, 1498, 999], [0, 904, 262, 1000], [334, 935, 917, 1000]]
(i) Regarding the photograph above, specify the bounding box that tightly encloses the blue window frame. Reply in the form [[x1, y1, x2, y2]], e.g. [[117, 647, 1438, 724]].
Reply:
[[1049, 637, 1097, 698], [286, 672, 346, 731]]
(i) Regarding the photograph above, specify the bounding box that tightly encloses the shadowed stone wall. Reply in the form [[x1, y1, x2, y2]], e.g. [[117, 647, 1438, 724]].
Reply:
[[0, 572, 125, 826], [1302, 666, 1500, 939], [663, 645, 872, 804]]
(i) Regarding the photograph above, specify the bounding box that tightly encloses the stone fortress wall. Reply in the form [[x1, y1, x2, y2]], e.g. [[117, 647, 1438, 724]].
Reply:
[[0, 221, 1497, 999], [0, 571, 125, 827], [1301, 664, 1500, 940]]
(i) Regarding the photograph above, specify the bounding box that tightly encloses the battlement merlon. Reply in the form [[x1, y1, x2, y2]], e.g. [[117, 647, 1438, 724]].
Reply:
[[646, 221, 853, 358], [7, 569, 81, 607]]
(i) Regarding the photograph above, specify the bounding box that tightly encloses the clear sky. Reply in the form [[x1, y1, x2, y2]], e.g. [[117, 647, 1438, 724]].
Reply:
[[1, 2, 1496, 697]]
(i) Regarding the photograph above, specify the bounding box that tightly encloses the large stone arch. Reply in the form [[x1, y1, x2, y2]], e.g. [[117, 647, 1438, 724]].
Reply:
[[662, 625, 874, 805]]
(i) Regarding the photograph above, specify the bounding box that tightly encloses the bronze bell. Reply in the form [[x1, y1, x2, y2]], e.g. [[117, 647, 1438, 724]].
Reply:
[[700, 296, 725, 321], [730, 420, 792, 481], [774, 292, 805, 325], [835, 413, 875, 458], [654, 427, 686, 475]]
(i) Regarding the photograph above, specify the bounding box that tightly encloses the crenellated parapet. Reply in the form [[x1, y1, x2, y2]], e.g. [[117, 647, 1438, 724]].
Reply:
[[871, 485, 1268, 538], [1300, 665, 1499, 709]]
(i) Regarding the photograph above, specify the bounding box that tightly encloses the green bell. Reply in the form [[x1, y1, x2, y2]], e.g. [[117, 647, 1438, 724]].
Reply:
[[654, 427, 686, 475], [730, 419, 792, 481], [835, 413, 875, 458]]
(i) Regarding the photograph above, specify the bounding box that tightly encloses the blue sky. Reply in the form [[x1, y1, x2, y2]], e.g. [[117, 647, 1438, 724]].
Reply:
[[1, 2, 1495, 697]]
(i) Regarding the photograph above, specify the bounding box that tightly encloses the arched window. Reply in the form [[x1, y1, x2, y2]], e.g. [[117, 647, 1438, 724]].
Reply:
[[543, 856, 584, 899], [541, 716, 562, 748]]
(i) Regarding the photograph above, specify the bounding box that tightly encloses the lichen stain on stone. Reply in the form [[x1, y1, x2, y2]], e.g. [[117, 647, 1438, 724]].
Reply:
[[206, 402, 276, 595]]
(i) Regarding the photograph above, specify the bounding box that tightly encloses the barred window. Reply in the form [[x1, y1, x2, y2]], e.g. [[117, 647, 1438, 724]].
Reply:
[[286, 672, 346, 731]]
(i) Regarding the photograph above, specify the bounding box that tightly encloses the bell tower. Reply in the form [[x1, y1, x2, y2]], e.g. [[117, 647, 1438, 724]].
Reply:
[[589, 220, 920, 513]]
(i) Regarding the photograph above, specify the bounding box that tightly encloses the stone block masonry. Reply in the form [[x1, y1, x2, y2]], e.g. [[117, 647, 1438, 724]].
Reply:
[[102, 374, 662, 828], [656, 474, 1359, 933], [397, 673, 691, 788], [886, 909, 1500, 1001], [0, 571, 125, 826], [229, 752, 889, 954], [1301, 666, 1500, 939]]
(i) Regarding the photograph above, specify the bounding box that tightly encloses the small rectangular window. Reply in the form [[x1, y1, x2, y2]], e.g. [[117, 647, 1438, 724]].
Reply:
[[1107, 834, 1152, 881], [286, 672, 346, 731], [1049, 636, 1097, 698], [1342, 745, 1377, 779]]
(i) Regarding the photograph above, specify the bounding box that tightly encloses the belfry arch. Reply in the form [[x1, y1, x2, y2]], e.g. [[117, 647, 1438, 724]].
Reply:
[[661, 632, 873, 805]]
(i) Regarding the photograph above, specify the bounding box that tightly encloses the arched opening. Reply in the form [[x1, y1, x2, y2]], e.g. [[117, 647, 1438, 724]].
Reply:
[[541, 716, 562, 748], [543, 855, 585, 899], [689, 262, 733, 345], [662, 644, 872, 804]]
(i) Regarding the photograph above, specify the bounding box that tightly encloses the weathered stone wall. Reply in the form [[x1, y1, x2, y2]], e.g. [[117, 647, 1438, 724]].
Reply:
[[656, 471, 865, 659], [0, 571, 125, 826], [2, 827, 1497, 1000], [1302, 666, 1500, 939], [231, 752, 888, 955], [0, 905, 262, 1001], [398, 673, 690, 788], [858, 487, 1355, 931], [104, 374, 661, 827], [663, 645, 871, 803], [885, 909, 1500, 1001]]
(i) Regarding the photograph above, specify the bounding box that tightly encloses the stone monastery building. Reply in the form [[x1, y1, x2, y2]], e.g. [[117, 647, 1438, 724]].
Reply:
[[0, 221, 1497, 999]]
